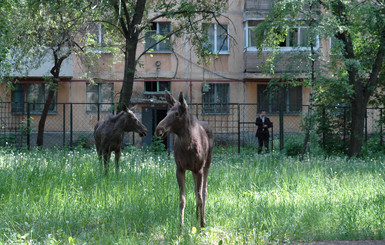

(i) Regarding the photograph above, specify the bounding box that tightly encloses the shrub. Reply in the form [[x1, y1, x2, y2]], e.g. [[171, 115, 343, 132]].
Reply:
[[285, 140, 303, 156], [149, 136, 166, 153], [75, 134, 92, 149]]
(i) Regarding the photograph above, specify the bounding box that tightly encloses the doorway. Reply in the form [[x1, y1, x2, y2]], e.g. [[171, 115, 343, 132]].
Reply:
[[142, 106, 168, 148]]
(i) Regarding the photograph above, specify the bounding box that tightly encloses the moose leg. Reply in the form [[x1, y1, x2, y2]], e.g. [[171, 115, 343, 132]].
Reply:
[[192, 173, 199, 219], [103, 151, 111, 175], [96, 145, 103, 174], [194, 171, 205, 227], [176, 168, 186, 227], [114, 149, 121, 174], [202, 165, 210, 227]]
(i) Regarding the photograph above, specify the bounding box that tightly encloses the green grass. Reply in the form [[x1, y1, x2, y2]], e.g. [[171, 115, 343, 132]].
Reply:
[[0, 146, 385, 244]]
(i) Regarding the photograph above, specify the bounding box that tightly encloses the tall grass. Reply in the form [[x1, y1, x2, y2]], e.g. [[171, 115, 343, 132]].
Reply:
[[0, 146, 384, 244]]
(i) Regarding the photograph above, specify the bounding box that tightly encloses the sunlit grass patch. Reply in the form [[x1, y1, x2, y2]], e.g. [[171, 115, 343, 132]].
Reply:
[[0, 147, 384, 244]]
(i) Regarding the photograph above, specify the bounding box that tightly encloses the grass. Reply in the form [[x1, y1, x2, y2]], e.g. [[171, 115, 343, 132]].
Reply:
[[0, 146, 385, 244]]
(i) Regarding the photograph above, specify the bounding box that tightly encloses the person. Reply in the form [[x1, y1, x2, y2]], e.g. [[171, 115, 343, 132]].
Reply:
[[255, 110, 272, 153]]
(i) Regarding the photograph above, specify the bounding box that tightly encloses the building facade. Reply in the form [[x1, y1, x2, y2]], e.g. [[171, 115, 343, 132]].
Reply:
[[1, 1, 330, 148]]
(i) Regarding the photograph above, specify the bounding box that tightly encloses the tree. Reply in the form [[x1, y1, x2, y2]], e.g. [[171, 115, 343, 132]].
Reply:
[[325, 0, 385, 157], [6, 0, 92, 146], [90, 0, 227, 108], [255, 0, 385, 157]]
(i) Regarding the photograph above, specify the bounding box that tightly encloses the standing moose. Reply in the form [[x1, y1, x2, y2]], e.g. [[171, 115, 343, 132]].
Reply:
[[94, 104, 148, 174], [155, 91, 215, 228]]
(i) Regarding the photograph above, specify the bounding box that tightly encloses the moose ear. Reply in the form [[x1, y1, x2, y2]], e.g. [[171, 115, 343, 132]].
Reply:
[[179, 91, 188, 111], [165, 90, 176, 106], [129, 105, 137, 112]]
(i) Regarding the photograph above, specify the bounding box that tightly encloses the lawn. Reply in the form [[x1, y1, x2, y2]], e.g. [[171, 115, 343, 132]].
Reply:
[[0, 146, 384, 244]]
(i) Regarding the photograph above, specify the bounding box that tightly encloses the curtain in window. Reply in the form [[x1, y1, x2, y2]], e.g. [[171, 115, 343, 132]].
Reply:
[[257, 84, 302, 113], [217, 24, 228, 52], [12, 84, 24, 113], [158, 22, 171, 51], [203, 83, 229, 113]]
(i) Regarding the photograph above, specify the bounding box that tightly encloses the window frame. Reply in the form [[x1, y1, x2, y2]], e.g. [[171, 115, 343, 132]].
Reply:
[[86, 82, 114, 113], [143, 81, 171, 95], [203, 23, 230, 54], [244, 19, 264, 51], [87, 23, 113, 53], [202, 83, 230, 114], [11, 83, 57, 115], [244, 19, 319, 52], [144, 22, 172, 53], [257, 84, 302, 114]]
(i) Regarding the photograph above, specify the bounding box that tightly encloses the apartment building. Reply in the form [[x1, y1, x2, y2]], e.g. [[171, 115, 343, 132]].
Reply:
[[1, 0, 322, 147]]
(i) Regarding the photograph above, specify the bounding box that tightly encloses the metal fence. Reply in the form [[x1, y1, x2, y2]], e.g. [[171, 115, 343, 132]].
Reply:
[[0, 102, 384, 153]]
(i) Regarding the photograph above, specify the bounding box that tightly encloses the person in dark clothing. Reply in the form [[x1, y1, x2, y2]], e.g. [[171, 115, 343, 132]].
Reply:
[[255, 110, 272, 153]]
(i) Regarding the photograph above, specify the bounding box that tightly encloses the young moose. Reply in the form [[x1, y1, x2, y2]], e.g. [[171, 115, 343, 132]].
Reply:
[[94, 104, 148, 174], [155, 91, 214, 227]]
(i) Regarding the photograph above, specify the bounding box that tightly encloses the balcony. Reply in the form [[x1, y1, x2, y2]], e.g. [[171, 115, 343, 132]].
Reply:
[[9, 50, 73, 78], [244, 50, 320, 78], [245, 0, 273, 10]]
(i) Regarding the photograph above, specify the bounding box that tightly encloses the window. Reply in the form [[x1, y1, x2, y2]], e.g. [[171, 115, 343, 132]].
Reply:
[[246, 20, 318, 51], [244, 20, 263, 49], [202, 83, 229, 114], [203, 23, 229, 54], [330, 36, 343, 55], [86, 83, 114, 112], [257, 84, 302, 114], [144, 81, 170, 94], [279, 26, 314, 50], [12, 83, 57, 114], [87, 23, 111, 49], [145, 22, 171, 52]]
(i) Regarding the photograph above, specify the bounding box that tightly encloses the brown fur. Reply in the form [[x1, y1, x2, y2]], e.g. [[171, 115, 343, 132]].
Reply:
[[94, 105, 148, 174], [155, 91, 214, 227]]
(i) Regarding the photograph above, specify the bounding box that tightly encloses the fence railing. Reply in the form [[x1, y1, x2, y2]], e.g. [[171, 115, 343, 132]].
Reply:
[[0, 102, 384, 153]]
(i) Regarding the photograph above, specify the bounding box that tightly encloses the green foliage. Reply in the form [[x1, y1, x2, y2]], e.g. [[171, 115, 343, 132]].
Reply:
[[285, 139, 303, 157], [361, 135, 385, 157], [149, 136, 166, 153], [0, 134, 16, 146], [315, 106, 349, 155], [75, 134, 92, 149]]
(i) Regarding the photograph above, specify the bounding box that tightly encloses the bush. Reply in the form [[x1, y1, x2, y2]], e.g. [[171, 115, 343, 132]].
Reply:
[[149, 136, 166, 153], [285, 140, 303, 156], [0, 134, 17, 146], [361, 135, 385, 157], [75, 134, 92, 149]]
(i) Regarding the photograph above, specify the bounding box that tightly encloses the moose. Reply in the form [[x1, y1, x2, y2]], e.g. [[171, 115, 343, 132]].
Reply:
[[94, 104, 148, 174], [155, 91, 214, 228]]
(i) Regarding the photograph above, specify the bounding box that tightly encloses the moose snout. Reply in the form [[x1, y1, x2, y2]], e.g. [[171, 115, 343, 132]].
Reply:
[[155, 127, 166, 138], [139, 128, 148, 137]]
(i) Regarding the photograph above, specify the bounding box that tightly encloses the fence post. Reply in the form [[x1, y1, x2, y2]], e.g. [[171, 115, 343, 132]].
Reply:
[[365, 108, 368, 142], [27, 102, 30, 150], [271, 122, 274, 152], [97, 102, 100, 121], [322, 107, 326, 149], [238, 104, 241, 154], [70, 103, 73, 147], [63, 103, 66, 146], [343, 107, 347, 145], [380, 108, 384, 146], [279, 104, 284, 151]]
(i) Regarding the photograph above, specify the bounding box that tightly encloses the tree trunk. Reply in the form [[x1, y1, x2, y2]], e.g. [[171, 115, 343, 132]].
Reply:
[[36, 83, 56, 146], [119, 39, 138, 108], [348, 96, 366, 157]]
